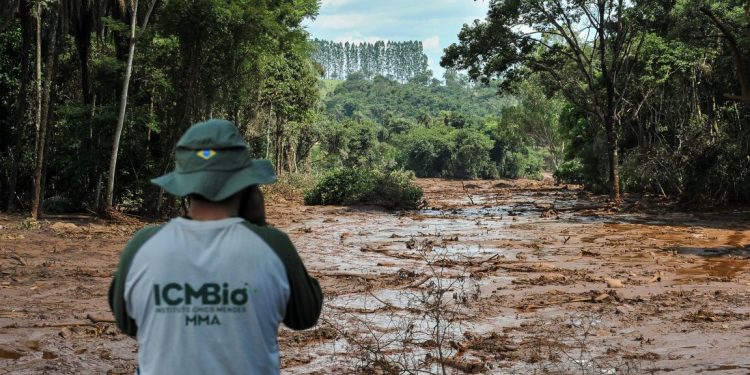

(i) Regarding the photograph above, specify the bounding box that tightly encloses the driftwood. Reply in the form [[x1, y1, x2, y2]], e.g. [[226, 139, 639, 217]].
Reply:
[[1, 313, 115, 329]]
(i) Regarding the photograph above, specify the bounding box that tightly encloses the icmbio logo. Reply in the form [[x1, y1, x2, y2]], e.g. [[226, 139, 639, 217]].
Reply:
[[153, 282, 249, 306]]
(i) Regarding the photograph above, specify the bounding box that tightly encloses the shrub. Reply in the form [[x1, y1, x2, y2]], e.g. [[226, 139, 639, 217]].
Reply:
[[395, 125, 454, 177], [447, 128, 497, 179], [304, 168, 423, 209], [373, 170, 424, 209], [554, 159, 586, 184], [497, 148, 544, 179], [487, 121, 543, 179]]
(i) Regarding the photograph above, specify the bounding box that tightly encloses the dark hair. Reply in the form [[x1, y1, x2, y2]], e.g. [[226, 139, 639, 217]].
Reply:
[[238, 185, 266, 226], [188, 193, 237, 205]]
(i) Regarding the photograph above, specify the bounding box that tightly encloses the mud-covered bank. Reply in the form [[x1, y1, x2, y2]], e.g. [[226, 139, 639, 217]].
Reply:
[[1, 179, 749, 374]]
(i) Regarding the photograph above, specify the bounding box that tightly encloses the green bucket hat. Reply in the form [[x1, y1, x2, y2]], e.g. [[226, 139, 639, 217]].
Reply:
[[151, 119, 276, 201]]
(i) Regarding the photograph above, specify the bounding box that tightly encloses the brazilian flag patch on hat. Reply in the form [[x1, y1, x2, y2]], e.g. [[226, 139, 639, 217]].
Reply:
[[197, 149, 216, 160]]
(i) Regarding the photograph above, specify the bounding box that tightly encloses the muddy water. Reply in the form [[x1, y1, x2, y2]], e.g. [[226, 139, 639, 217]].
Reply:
[[273, 179, 750, 374], [1, 178, 749, 374]]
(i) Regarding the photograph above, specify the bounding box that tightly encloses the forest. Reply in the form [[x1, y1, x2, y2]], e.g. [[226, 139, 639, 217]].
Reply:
[[0, 0, 748, 215], [442, 0, 750, 205]]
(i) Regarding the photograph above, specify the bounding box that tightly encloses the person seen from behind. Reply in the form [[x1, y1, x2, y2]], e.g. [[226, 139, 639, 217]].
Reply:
[[108, 119, 322, 374]]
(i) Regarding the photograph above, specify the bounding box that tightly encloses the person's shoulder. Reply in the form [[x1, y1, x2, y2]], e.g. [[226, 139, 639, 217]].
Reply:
[[121, 224, 165, 257], [239, 221, 294, 249], [130, 224, 165, 243]]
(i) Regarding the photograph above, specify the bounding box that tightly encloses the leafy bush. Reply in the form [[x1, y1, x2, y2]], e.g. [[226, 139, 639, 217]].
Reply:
[[498, 148, 544, 179], [447, 128, 497, 178], [488, 122, 543, 179], [304, 168, 423, 209], [557, 106, 609, 193], [554, 159, 586, 184], [317, 119, 392, 170], [395, 125, 454, 177]]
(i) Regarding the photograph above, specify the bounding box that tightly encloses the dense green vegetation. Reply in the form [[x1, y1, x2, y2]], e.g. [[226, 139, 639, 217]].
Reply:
[[303, 168, 423, 209], [1, 0, 748, 216], [0, 0, 321, 216], [312, 73, 547, 180], [443, 0, 750, 205]]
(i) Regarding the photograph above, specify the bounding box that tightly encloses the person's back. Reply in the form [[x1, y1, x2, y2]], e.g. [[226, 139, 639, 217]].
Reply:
[[109, 119, 322, 374]]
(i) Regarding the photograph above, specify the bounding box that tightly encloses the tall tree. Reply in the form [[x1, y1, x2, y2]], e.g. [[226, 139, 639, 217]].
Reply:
[[5, 0, 33, 212], [104, 0, 157, 214], [31, 0, 64, 219], [443, 0, 648, 203]]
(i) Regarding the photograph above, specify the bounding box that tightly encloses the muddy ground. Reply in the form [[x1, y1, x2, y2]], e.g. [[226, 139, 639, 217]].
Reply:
[[1, 179, 749, 374]]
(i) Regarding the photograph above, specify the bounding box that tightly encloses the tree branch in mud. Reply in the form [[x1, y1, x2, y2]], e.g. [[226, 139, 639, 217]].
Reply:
[[522, 313, 646, 375], [328, 239, 482, 374]]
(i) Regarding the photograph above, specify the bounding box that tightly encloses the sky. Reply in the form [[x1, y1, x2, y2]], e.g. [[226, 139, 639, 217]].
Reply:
[[302, 0, 490, 79]]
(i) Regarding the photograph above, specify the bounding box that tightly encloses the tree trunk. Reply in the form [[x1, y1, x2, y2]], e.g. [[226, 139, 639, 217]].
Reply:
[[105, 0, 139, 213], [274, 122, 284, 176], [6, 0, 33, 212], [597, 0, 622, 204], [33, 1, 41, 161], [75, 5, 94, 105], [605, 119, 621, 204], [31, 2, 60, 219]]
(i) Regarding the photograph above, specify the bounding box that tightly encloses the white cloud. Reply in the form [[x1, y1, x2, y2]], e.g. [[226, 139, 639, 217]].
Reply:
[[422, 36, 440, 52]]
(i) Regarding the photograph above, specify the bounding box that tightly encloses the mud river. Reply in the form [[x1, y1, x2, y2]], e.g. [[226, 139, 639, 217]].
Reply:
[[1, 179, 749, 374]]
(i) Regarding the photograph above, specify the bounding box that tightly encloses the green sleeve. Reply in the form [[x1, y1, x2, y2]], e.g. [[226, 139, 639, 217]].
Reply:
[[108, 225, 163, 337], [242, 222, 323, 330]]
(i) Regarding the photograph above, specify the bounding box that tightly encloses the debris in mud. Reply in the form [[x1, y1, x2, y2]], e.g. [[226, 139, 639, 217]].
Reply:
[[439, 356, 486, 373], [9, 254, 26, 266], [649, 271, 662, 282], [2, 179, 750, 373], [540, 209, 558, 218], [463, 331, 517, 360], [681, 307, 749, 323], [0, 347, 24, 359], [605, 278, 624, 288], [512, 273, 568, 285], [49, 222, 81, 233]]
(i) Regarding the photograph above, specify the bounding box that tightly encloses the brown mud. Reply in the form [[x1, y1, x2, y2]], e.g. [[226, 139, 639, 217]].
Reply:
[[1, 178, 749, 374]]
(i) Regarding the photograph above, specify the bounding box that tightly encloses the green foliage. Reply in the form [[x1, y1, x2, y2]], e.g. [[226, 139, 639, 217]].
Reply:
[[320, 73, 544, 180], [500, 77, 565, 169], [304, 168, 423, 209], [554, 159, 586, 184], [447, 128, 497, 179], [0, 0, 324, 214], [557, 106, 609, 193], [620, 108, 750, 205], [325, 74, 511, 134], [315, 119, 392, 170], [394, 125, 454, 177], [17, 217, 40, 230], [439, 0, 750, 205]]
